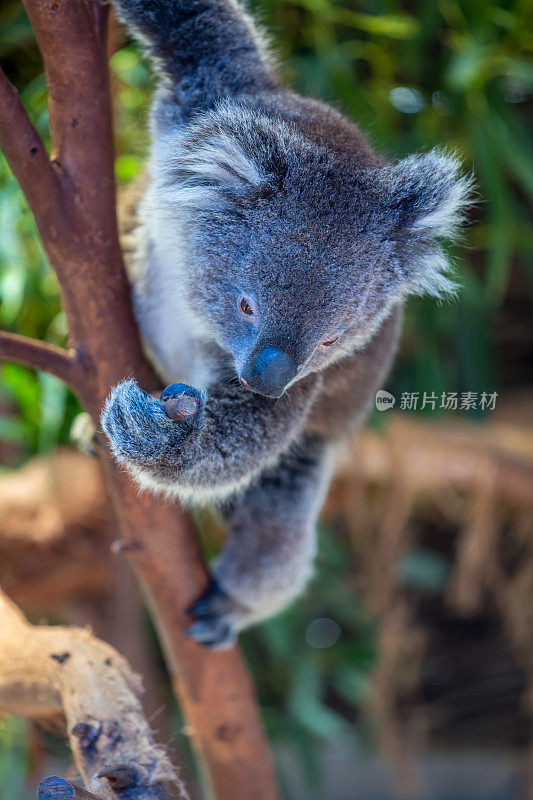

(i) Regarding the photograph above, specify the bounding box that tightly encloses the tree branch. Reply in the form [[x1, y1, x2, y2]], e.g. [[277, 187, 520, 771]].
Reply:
[[0, 330, 83, 391], [0, 588, 181, 800], [0, 69, 65, 231], [21, 0, 117, 233]]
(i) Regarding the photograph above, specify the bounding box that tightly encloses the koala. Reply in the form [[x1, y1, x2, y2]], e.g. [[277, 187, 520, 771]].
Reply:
[[101, 0, 472, 648]]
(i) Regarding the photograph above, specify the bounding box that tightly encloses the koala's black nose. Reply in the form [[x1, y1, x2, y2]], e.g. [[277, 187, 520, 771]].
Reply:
[[242, 347, 297, 398]]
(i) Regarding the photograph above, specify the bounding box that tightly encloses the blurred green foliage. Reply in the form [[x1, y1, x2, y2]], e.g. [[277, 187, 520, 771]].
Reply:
[[1, 0, 532, 796]]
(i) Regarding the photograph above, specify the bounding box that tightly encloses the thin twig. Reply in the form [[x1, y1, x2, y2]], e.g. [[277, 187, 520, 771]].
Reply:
[[0, 331, 82, 392], [0, 69, 64, 230]]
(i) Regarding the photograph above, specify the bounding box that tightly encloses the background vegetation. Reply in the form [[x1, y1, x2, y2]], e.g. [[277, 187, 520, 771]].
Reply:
[[1, 0, 532, 797]]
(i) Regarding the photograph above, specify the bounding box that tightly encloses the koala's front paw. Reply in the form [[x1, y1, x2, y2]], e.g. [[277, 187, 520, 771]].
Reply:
[[101, 379, 203, 470], [186, 579, 251, 650]]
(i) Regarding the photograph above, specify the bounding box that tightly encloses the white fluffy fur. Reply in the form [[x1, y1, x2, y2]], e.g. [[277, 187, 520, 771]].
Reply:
[[127, 445, 299, 507], [175, 133, 263, 187]]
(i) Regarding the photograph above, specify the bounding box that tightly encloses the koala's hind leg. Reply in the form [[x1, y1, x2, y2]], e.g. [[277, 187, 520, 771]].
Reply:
[[187, 435, 332, 649]]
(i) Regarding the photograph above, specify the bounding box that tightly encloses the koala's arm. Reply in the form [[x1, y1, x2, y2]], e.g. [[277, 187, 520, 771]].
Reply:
[[111, 0, 277, 114], [101, 377, 321, 500], [187, 435, 331, 648]]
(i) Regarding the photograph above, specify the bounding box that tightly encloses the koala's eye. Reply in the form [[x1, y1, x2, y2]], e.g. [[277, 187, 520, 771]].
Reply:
[[320, 336, 339, 348], [238, 294, 258, 322], [240, 297, 253, 315]]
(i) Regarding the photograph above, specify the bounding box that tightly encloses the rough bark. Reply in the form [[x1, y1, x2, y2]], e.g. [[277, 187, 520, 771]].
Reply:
[[0, 1, 278, 798], [0, 589, 179, 800]]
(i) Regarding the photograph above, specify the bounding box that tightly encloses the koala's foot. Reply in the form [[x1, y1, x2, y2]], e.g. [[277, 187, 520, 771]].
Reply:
[[186, 579, 252, 650], [101, 379, 203, 470]]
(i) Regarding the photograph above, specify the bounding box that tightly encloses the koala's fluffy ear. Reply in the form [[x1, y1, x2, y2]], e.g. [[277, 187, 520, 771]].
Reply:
[[387, 149, 473, 238], [381, 150, 473, 296]]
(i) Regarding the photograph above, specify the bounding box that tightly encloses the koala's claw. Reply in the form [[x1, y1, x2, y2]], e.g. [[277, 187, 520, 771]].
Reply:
[[160, 383, 202, 422], [186, 580, 245, 650], [188, 578, 227, 616], [186, 617, 237, 650]]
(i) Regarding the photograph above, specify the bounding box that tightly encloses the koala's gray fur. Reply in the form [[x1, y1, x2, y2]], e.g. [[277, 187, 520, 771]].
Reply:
[[102, 0, 472, 648]]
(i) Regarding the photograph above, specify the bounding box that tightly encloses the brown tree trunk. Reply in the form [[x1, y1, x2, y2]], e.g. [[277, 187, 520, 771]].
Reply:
[[0, 2, 278, 799]]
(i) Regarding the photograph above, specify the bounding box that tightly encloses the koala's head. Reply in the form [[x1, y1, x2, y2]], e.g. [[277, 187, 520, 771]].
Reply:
[[150, 102, 472, 398]]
